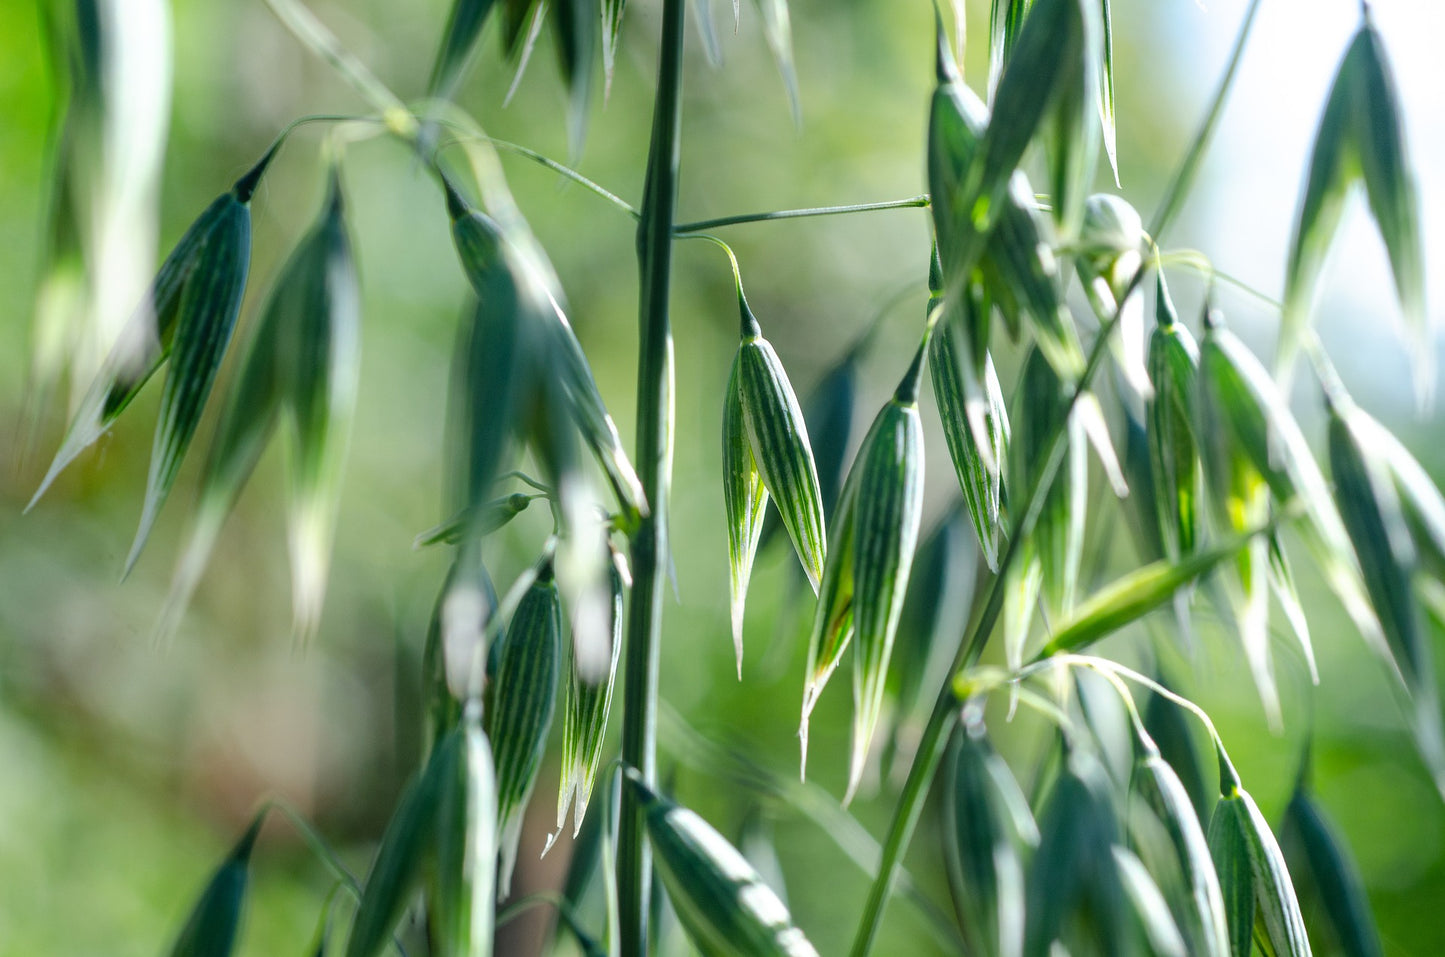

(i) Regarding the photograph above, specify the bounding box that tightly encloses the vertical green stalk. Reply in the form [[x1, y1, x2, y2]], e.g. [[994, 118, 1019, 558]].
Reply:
[[619, 0, 686, 954], [847, 4, 1264, 952]]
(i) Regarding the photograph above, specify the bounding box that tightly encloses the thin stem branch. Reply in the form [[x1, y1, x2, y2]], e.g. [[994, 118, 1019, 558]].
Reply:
[[263, 798, 364, 898], [618, 0, 686, 953], [674, 195, 929, 234], [435, 130, 640, 218], [496, 890, 602, 951]]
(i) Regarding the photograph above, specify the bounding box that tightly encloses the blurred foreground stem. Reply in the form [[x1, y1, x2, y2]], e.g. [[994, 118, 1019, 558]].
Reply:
[[618, 0, 685, 953]]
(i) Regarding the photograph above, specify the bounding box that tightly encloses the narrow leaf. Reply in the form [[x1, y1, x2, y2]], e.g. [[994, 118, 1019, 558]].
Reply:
[[1041, 525, 1271, 658]]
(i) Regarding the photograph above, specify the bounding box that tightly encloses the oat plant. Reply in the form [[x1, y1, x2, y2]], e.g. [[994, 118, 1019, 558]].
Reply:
[[21, 0, 1445, 954]]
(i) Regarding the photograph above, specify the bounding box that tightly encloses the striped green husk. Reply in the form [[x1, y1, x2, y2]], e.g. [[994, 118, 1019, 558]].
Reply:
[[929, 303, 1008, 571], [127, 195, 252, 574], [1207, 792, 1255, 957], [723, 351, 769, 674], [1199, 316, 1377, 713], [1147, 274, 1202, 560], [29, 187, 247, 513], [157, 169, 359, 642], [632, 777, 820, 957], [167, 810, 266, 957], [1014, 348, 1085, 618], [487, 569, 562, 896], [1134, 755, 1230, 957], [433, 710, 498, 957], [846, 393, 924, 801], [800, 343, 925, 788], [983, 177, 1085, 381], [557, 555, 624, 837], [1208, 788, 1312, 957], [1329, 398, 1425, 684], [737, 335, 828, 591], [1113, 845, 1188, 957], [801, 454, 859, 742], [540, 292, 646, 519], [1202, 321, 1378, 626]]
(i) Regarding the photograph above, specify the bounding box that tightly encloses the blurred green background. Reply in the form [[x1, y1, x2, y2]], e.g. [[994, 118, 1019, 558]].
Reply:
[[3, 0, 1445, 954]]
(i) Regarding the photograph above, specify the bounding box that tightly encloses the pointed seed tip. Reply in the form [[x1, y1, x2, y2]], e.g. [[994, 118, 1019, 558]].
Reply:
[[441, 174, 470, 220], [234, 141, 281, 203]]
